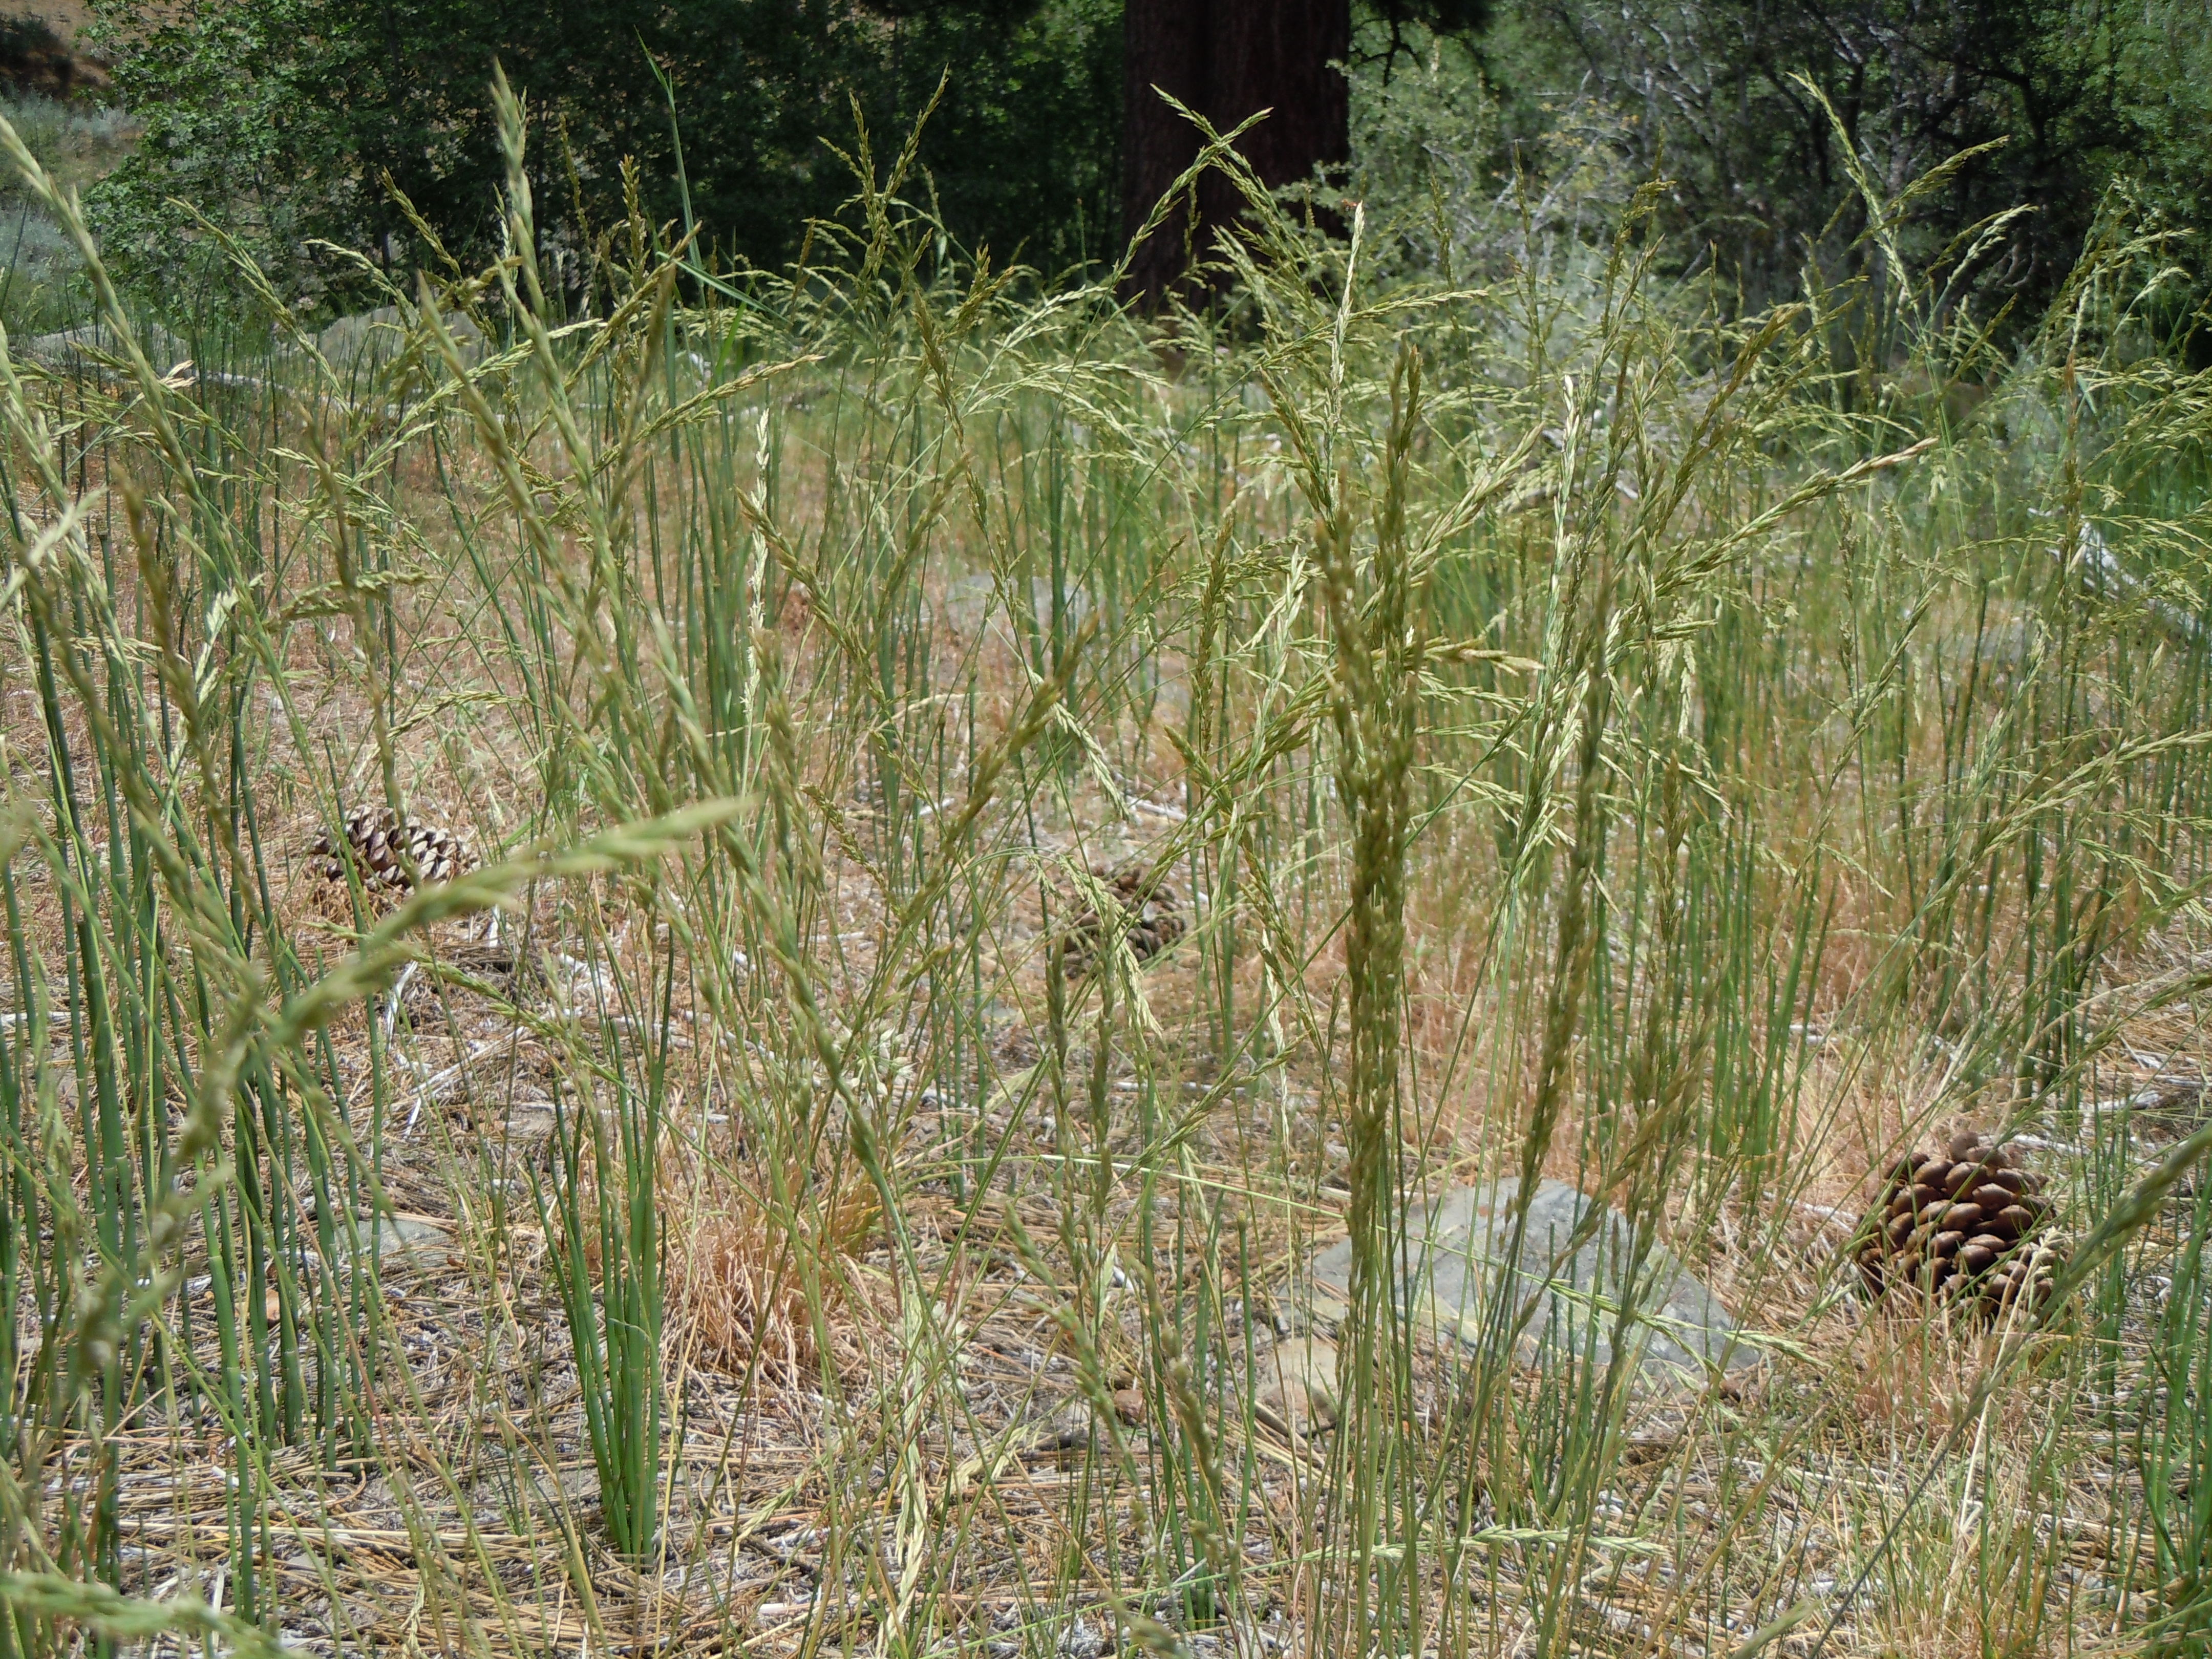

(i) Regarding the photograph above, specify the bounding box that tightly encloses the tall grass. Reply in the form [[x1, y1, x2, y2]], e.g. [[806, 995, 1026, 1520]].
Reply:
[[0, 74, 2205, 1659]]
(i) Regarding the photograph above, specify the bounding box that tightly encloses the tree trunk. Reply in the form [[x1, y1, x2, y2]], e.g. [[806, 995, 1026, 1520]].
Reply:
[[1121, 0, 1350, 306]]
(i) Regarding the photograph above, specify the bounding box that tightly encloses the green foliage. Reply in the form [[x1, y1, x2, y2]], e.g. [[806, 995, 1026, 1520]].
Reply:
[[1625, 0, 2209, 319], [1347, 0, 2212, 336], [85, 0, 1120, 306], [76, 0, 2210, 344], [0, 91, 134, 334]]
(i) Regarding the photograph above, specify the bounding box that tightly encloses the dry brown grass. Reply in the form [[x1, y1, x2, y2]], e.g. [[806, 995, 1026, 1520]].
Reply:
[[0, 132, 2205, 1658]]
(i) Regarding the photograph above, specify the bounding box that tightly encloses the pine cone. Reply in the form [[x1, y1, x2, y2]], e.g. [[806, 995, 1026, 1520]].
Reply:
[[310, 804, 475, 893], [1855, 1128, 2065, 1317], [1058, 865, 1185, 977]]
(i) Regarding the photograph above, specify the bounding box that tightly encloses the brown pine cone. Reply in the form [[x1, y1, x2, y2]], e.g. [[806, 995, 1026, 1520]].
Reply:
[[310, 804, 475, 894], [1058, 864, 1186, 977], [1855, 1130, 2065, 1317]]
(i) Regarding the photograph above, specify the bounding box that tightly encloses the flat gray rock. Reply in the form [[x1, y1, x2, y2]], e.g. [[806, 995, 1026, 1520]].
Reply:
[[1303, 1178, 1759, 1394], [313, 303, 484, 369], [940, 573, 1094, 640], [18, 320, 189, 376], [327, 1214, 454, 1268]]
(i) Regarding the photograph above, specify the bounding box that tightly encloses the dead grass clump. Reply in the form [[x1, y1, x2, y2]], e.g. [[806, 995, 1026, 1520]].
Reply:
[[663, 1163, 879, 1385]]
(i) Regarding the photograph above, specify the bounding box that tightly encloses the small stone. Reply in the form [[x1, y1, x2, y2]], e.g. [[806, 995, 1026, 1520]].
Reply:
[[1045, 1400, 1097, 1449], [1301, 1178, 1763, 1395], [1043, 1389, 1141, 1450], [1621, 1434, 1674, 1464], [1256, 1335, 1340, 1436], [939, 573, 1094, 640], [329, 1214, 454, 1268]]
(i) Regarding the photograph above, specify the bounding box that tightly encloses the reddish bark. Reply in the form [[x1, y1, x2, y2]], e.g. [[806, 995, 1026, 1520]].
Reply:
[[1121, 0, 1350, 306]]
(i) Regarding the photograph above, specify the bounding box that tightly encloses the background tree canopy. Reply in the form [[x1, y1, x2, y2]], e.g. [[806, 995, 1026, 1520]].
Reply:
[[83, 0, 2209, 337], [1488, 0, 2212, 318], [85, 0, 1123, 302]]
